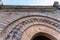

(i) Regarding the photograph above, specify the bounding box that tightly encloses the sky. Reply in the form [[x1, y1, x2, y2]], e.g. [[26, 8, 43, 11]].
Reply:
[[1, 0, 60, 5]]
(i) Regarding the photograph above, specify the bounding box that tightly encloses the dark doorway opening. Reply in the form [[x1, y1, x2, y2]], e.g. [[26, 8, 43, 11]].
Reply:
[[32, 35, 51, 40]]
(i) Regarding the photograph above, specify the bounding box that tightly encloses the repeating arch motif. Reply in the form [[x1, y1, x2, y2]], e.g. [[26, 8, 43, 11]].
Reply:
[[2, 15, 60, 40]]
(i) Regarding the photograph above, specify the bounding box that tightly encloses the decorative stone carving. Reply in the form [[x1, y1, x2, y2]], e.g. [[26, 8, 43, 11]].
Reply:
[[3, 15, 60, 40]]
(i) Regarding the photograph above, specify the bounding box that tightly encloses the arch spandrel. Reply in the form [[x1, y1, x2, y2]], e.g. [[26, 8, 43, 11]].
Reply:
[[0, 15, 60, 40]]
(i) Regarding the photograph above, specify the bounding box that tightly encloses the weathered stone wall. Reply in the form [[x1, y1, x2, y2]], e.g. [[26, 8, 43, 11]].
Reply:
[[0, 6, 60, 40]]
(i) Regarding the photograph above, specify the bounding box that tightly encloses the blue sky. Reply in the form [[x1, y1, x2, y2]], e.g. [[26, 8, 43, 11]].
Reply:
[[2, 0, 60, 5]]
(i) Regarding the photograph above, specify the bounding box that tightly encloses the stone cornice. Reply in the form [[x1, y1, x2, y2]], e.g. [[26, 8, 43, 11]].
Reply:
[[1, 5, 57, 12]]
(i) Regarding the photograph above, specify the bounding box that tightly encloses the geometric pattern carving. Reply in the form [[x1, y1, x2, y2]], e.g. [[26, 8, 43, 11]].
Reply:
[[1, 15, 60, 40]]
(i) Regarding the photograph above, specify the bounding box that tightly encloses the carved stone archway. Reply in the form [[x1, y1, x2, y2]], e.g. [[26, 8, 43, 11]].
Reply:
[[1, 15, 60, 40], [21, 25, 58, 40]]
